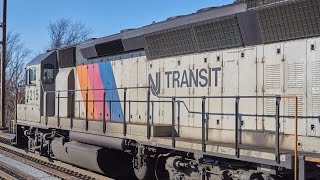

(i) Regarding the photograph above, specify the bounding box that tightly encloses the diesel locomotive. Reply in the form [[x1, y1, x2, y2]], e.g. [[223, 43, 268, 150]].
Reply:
[[15, 0, 320, 179]]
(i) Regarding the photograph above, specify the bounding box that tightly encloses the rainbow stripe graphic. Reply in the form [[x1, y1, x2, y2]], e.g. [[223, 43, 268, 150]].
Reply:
[[76, 61, 123, 122]]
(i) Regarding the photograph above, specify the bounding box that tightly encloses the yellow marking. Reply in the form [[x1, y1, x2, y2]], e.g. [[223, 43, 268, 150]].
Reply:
[[305, 157, 320, 163], [281, 95, 298, 180]]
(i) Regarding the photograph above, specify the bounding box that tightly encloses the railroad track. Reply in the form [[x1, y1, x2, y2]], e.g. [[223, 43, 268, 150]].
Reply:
[[0, 160, 36, 180], [0, 142, 111, 180]]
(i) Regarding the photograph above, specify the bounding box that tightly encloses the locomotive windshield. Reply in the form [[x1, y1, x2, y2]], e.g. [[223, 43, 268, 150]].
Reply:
[[42, 64, 55, 84], [26, 67, 36, 85]]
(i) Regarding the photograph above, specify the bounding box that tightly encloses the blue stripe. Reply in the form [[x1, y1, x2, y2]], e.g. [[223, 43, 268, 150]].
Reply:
[[99, 61, 123, 122]]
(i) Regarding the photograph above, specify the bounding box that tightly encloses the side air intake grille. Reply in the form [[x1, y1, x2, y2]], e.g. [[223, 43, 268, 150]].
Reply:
[[145, 26, 198, 59], [194, 17, 243, 51], [257, 0, 320, 43], [145, 16, 243, 59], [95, 39, 124, 57], [58, 47, 76, 68]]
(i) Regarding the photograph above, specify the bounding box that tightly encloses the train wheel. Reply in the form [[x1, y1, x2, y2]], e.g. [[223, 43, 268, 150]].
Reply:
[[133, 157, 155, 180]]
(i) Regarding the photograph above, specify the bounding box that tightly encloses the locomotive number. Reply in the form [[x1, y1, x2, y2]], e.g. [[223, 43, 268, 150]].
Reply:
[[27, 89, 39, 101]]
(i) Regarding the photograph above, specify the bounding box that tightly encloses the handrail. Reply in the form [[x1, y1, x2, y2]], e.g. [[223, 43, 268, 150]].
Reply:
[[44, 86, 302, 177], [44, 86, 150, 93], [165, 95, 282, 159], [158, 95, 277, 99], [178, 99, 317, 119], [159, 94, 300, 176]]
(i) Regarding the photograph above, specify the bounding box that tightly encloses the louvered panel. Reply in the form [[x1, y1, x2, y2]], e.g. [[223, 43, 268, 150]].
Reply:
[[288, 63, 304, 88], [266, 64, 281, 89], [266, 97, 276, 115], [287, 95, 303, 116], [312, 61, 320, 88], [312, 60, 320, 116], [312, 94, 320, 116]]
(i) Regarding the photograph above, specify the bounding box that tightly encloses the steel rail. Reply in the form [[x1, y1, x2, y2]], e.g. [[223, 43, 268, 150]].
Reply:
[[0, 161, 34, 180]]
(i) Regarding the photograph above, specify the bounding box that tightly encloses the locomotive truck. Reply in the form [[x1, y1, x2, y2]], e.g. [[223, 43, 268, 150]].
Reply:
[[15, 0, 320, 179]]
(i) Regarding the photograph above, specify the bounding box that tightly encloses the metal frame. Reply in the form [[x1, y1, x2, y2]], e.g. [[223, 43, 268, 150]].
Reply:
[[299, 156, 305, 180], [123, 88, 127, 136], [235, 97, 240, 158], [158, 95, 284, 158], [45, 86, 154, 139], [172, 97, 176, 148], [275, 96, 281, 164], [43, 87, 305, 178], [57, 92, 60, 128]]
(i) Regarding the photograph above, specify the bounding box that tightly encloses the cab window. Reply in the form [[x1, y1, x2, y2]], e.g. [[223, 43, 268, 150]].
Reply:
[[27, 67, 36, 85], [42, 64, 55, 84]]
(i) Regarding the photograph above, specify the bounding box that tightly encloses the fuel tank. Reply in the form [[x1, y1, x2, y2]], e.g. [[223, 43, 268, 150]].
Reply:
[[69, 131, 126, 151], [51, 138, 134, 177]]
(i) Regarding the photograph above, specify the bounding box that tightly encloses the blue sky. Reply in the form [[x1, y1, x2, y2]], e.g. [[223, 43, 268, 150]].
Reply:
[[3, 0, 233, 57]]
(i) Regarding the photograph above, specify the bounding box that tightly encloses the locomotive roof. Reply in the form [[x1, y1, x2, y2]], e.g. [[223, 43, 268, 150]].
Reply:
[[78, 1, 247, 56], [91, 2, 247, 42], [55, 0, 320, 63], [27, 50, 55, 66]]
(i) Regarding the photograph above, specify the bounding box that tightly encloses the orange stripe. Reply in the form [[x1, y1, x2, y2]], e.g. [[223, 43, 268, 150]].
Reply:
[[77, 65, 94, 120]]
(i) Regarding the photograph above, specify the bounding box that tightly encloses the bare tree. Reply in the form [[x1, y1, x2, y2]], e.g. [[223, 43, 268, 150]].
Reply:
[[6, 31, 30, 83], [5, 31, 31, 128], [48, 18, 91, 49]]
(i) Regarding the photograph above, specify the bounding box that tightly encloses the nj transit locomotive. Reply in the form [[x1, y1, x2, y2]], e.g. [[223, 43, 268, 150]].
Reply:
[[15, 0, 320, 179]]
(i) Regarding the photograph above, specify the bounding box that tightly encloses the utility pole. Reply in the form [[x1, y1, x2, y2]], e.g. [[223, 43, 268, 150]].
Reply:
[[0, 0, 7, 129]]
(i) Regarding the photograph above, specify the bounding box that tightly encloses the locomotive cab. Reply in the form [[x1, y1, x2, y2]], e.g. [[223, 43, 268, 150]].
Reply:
[[17, 50, 58, 123]]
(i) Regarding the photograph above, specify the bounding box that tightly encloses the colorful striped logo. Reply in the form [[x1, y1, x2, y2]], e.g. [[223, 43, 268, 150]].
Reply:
[[76, 61, 123, 122]]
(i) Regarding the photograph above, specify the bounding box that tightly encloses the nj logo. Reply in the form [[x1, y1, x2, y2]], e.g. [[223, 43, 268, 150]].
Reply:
[[149, 72, 160, 96]]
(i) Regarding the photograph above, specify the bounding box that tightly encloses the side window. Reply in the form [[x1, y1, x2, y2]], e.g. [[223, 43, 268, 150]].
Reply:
[[25, 69, 29, 85], [28, 67, 36, 85], [42, 64, 55, 84]]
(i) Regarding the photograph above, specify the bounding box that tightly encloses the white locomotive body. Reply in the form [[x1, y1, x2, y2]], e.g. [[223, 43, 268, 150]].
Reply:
[[15, 0, 320, 179]]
